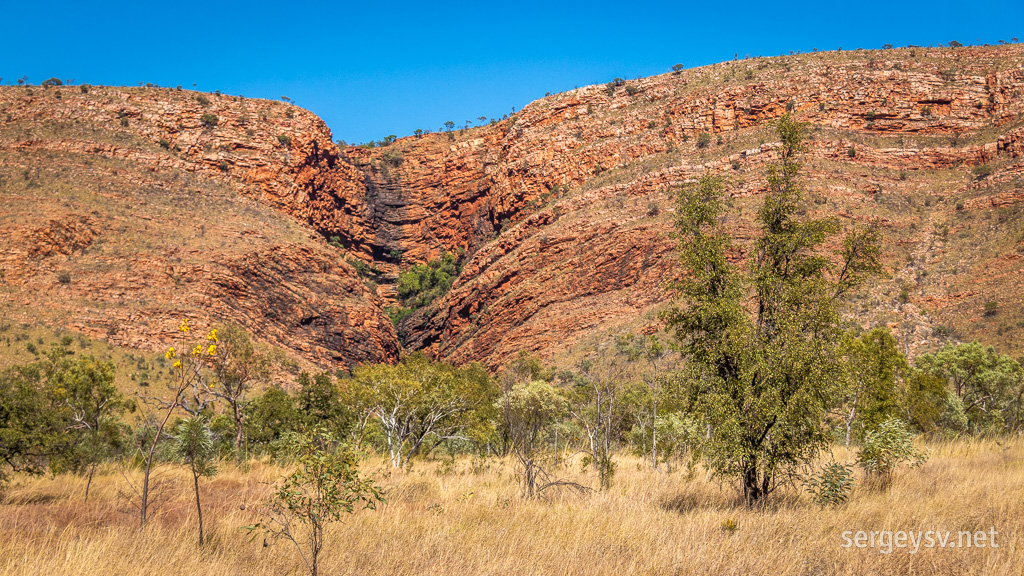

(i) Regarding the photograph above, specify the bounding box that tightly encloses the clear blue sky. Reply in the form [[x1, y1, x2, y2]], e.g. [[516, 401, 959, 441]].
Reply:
[[3, 1, 1021, 144]]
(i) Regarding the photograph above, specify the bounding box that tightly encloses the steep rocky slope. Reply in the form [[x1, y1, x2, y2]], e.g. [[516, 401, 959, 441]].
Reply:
[[342, 45, 1024, 367], [2, 44, 1023, 371], [0, 85, 400, 369]]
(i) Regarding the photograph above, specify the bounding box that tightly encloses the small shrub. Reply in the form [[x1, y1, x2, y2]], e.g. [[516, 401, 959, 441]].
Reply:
[[604, 77, 626, 96], [955, 201, 965, 211], [386, 306, 414, 326], [983, 301, 999, 317], [646, 202, 660, 217], [818, 102, 826, 112], [721, 518, 738, 533], [159, 139, 170, 149], [847, 146, 856, 158], [857, 417, 928, 483], [244, 427, 383, 576], [277, 134, 292, 147], [803, 462, 855, 507], [395, 252, 461, 311], [200, 113, 219, 128], [696, 132, 711, 149], [625, 85, 639, 96], [196, 95, 211, 107], [56, 271, 71, 285], [972, 164, 993, 180], [382, 149, 403, 168], [41, 77, 63, 88], [79, 84, 90, 94]]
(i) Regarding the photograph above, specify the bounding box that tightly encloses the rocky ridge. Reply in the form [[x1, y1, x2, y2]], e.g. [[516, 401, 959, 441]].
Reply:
[[2, 45, 1023, 370]]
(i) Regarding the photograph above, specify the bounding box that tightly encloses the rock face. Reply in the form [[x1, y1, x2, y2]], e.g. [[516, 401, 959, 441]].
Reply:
[[2, 44, 1024, 370], [0, 85, 400, 369], [340, 45, 1024, 367]]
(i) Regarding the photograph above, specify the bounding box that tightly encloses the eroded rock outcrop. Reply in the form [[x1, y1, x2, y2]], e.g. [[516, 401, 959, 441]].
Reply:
[[2, 44, 1023, 370], [0, 86, 400, 369]]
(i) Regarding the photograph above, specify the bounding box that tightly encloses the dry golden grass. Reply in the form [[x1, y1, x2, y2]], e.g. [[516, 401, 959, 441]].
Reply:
[[1, 438, 1022, 575]]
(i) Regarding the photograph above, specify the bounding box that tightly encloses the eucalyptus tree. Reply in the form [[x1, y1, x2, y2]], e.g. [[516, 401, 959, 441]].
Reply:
[[664, 114, 882, 504]]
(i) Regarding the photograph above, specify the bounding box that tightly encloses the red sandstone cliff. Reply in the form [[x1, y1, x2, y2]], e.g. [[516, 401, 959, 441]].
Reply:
[[2, 44, 1023, 370]]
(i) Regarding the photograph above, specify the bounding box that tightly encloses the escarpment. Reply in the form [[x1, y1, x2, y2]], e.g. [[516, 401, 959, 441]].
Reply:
[[348, 44, 1024, 367], [0, 85, 400, 370], [2, 44, 1023, 370]]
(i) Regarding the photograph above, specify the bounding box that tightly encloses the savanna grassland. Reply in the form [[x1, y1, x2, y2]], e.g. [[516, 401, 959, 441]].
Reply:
[[1, 440, 1021, 576]]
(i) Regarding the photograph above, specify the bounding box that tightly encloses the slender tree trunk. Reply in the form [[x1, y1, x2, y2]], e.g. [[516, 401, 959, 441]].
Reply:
[[233, 402, 244, 450], [140, 387, 185, 529], [85, 463, 96, 503], [140, 463, 151, 528], [192, 468, 205, 546], [310, 524, 322, 576], [651, 395, 658, 470], [845, 404, 857, 447]]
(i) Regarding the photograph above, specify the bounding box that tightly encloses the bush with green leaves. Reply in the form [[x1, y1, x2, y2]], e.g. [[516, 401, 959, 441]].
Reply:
[[246, 427, 384, 576], [200, 113, 219, 128], [803, 462, 855, 507], [0, 364, 67, 491], [840, 327, 904, 445], [243, 385, 301, 452], [498, 379, 571, 498], [857, 417, 928, 480], [972, 163, 993, 180], [914, 341, 1023, 434], [388, 252, 462, 324], [48, 356, 130, 500]]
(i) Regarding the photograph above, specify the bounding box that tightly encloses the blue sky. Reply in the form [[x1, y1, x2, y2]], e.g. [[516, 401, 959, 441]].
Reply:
[[3, 1, 1021, 143]]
